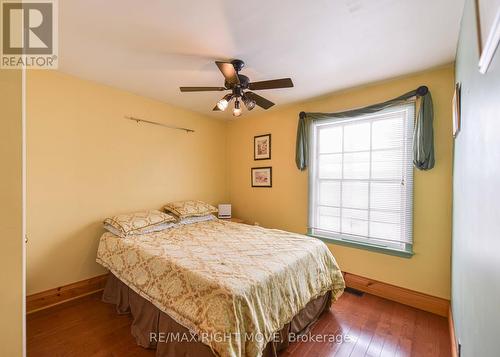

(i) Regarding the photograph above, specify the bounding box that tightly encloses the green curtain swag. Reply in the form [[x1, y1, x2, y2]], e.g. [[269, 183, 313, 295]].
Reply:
[[295, 86, 434, 171]]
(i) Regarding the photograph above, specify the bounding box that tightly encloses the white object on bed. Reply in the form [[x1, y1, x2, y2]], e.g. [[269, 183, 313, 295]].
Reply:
[[104, 222, 177, 237], [178, 214, 216, 225]]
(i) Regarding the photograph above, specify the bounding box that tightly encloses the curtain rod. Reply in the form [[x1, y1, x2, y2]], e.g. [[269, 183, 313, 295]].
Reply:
[[124, 116, 195, 133]]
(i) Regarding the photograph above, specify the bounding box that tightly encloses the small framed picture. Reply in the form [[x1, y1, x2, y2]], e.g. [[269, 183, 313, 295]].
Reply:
[[453, 82, 461, 137], [251, 167, 272, 187], [254, 134, 271, 160], [476, 0, 500, 73]]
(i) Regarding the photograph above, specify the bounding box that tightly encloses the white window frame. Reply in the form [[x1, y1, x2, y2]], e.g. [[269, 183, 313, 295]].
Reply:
[[308, 102, 415, 256]]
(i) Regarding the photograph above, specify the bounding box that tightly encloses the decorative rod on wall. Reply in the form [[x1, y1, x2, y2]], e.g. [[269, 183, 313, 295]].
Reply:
[[123, 116, 195, 133]]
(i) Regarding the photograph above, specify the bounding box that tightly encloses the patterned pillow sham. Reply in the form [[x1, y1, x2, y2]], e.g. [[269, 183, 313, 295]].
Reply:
[[104, 222, 177, 237], [103, 210, 176, 237], [178, 214, 216, 225], [163, 200, 218, 219]]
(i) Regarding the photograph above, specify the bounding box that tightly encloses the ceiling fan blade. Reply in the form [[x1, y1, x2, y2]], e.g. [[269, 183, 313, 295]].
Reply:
[[215, 61, 240, 85], [248, 78, 294, 90], [180, 86, 226, 92], [245, 92, 275, 110]]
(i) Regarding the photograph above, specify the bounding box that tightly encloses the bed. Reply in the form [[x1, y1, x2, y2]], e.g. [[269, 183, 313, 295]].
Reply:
[[96, 219, 345, 357]]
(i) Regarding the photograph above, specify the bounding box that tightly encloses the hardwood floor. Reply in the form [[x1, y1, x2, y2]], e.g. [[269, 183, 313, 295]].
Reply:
[[27, 291, 451, 357]]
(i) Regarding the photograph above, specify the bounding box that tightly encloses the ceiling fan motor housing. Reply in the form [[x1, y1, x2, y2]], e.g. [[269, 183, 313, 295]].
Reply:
[[233, 86, 244, 98], [226, 74, 250, 95]]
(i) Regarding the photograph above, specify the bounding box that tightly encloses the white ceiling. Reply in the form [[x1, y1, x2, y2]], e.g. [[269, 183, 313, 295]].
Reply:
[[59, 0, 465, 118]]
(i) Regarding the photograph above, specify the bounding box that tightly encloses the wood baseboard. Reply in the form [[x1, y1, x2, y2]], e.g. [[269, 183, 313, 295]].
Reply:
[[343, 272, 449, 317], [27, 271, 450, 319], [448, 305, 458, 357], [27, 273, 109, 314]]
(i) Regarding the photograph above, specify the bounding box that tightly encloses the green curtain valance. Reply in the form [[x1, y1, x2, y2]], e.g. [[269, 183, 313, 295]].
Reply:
[[295, 86, 434, 171]]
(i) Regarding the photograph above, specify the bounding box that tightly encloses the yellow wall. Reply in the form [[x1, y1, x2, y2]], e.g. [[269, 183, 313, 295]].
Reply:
[[227, 65, 454, 299], [0, 69, 24, 355], [26, 71, 228, 295], [27, 65, 454, 300]]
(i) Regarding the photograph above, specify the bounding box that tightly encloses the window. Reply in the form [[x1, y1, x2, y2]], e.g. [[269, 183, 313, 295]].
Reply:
[[308, 103, 415, 255]]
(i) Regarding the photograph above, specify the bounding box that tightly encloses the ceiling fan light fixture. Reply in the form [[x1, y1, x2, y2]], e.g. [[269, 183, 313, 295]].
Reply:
[[216, 94, 232, 111], [233, 99, 242, 117], [233, 108, 242, 117], [217, 99, 228, 111], [242, 95, 256, 111]]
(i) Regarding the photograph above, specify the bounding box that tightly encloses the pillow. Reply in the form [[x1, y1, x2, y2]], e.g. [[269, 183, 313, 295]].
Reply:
[[104, 221, 177, 237], [103, 210, 176, 237], [178, 214, 216, 225], [163, 200, 218, 219]]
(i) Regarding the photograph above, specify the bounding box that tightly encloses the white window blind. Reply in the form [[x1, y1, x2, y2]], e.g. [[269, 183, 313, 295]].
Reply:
[[309, 103, 415, 252]]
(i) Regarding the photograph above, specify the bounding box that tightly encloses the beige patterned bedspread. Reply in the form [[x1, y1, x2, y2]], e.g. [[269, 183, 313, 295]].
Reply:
[[96, 219, 345, 357]]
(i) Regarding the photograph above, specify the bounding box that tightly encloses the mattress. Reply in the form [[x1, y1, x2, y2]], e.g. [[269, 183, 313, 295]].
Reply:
[[96, 219, 345, 357]]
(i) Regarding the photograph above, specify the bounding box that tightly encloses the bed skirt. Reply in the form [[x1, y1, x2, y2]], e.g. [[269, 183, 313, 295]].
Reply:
[[102, 273, 332, 357]]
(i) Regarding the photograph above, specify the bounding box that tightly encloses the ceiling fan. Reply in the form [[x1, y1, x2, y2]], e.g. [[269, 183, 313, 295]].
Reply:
[[179, 59, 294, 117]]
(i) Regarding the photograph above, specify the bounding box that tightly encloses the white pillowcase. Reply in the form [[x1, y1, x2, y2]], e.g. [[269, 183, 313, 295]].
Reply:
[[104, 222, 177, 237], [178, 214, 216, 225]]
